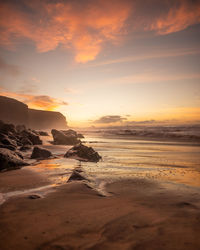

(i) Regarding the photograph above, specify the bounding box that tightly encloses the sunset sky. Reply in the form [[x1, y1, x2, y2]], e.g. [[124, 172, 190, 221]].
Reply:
[[0, 0, 200, 127]]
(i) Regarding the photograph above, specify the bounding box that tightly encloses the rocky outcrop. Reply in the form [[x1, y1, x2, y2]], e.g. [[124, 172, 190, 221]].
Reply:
[[0, 96, 28, 126], [28, 109, 67, 130], [51, 129, 80, 145], [0, 95, 68, 130], [64, 143, 102, 162], [0, 120, 42, 154], [31, 146, 52, 159], [0, 148, 28, 171], [20, 130, 42, 145]]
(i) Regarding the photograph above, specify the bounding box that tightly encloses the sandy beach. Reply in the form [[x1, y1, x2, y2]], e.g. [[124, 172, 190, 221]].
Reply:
[[0, 167, 200, 250]]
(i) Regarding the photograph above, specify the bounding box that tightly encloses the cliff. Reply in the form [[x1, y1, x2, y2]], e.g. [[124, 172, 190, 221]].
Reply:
[[0, 96, 29, 125], [0, 96, 67, 129], [28, 109, 67, 129]]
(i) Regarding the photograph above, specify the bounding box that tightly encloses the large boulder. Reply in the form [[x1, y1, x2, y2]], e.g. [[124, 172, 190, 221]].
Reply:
[[51, 129, 80, 145], [31, 146, 52, 159], [64, 143, 102, 162], [20, 130, 42, 145], [0, 148, 28, 171]]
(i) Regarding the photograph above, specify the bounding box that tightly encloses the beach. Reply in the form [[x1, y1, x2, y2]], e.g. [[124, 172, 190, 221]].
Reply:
[[0, 132, 200, 249]]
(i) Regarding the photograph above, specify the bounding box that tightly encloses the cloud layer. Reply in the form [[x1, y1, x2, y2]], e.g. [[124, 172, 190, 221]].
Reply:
[[0, 0, 199, 63], [0, 88, 68, 111]]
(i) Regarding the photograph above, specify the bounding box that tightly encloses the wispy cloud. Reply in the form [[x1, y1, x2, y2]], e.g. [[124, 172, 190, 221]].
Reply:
[[0, 88, 68, 111], [86, 48, 200, 67], [149, 1, 200, 34], [94, 115, 127, 124]]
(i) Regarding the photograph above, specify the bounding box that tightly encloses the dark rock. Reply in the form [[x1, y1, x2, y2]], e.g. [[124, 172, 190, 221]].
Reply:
[[1, 136, 17, 147], [51, 129, 80, 145], [21, 130, 42, 145], [31, 146, 52, 159], [0, 133, 17, 150], [32, 130, 39, 135], [0, 148, 28, 171], [62, 129, 77, 137], [16, 124, 26, 133], [20, 137, 33, 146], [15, 151, 24, 159], [67, 168, 87, 182], [0, 143, 16, 151], [0, 122, 16, 135], [64, 143, 102, 162], [28, 194, 41, 199], [19, 145, 31, 151], [38, 131, 49, 136], [77, 133, 84, 138]]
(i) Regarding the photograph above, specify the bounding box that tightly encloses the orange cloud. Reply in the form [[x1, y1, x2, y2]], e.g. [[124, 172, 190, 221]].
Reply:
[[0, 90, 68, 111], [0, 0, 130, 63], [0, 0, 200, 63], [149, 1, 200, 34]]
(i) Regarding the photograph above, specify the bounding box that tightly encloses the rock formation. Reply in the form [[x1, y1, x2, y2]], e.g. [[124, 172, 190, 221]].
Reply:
[[0, 96, 28, 126], [28, 109, 67, 129], [0, 148, 28, 171], [51, 129, 80, 145], [64, 143, 102, 162], [0, 95, 67, 129], [31, 146, 52, 159]]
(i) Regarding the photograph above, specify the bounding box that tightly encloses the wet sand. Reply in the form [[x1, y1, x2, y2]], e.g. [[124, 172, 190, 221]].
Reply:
[[0, 173, 200, 250]]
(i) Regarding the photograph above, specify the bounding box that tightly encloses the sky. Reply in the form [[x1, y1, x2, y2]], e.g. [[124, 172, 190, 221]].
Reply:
[[0, 0, 200, 127]]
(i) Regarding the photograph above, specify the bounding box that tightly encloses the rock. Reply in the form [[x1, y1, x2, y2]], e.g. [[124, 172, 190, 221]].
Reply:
[[16, 124, 26, 133], [38, 131, 49, 136], [21, 130, 42, 145], [64, 143, 102, 162], [0, 144, 16, 151], [77, 133, 84, 138], [28, 194, 41, 199], [19, 145, 31, 151], [0, 148, 28, 171], [31, 146, 52, 159], [67, 168, 87, 182], [62, 129, 77, 137], [20, 137, 33, 146], [0, 122, 16, 135], [1, 136, 17, 147], [51, 129, 80, 145], [15, 151, 24, 159], [0, 134, 17, 150]]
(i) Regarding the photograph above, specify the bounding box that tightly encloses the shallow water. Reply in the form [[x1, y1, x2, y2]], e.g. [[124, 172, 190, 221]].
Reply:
[[29, 133, 200, 190], [1, 132, 200, 202]]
